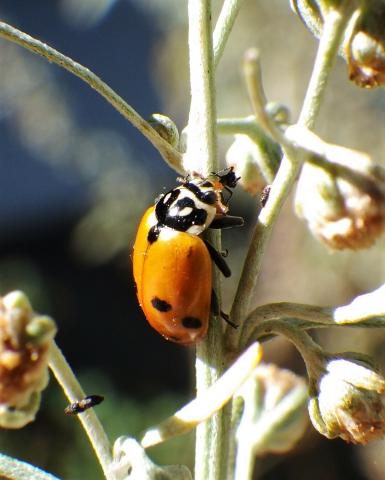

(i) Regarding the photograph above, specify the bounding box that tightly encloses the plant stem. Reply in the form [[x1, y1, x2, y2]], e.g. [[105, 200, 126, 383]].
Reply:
[[0, 21, 183, 174], [187, 1, 230, 479], [213, 0, 245, 68], [185, 0, 217, 175], [226, 5, 352, 353], [246, 320, 326, 378], [241, 302, 332, 345], [141, 343, 261, 448], [0, 453, 61, 480], [227, 152, 299, 351], [217, 116, 280, 183], [227, 6, 355, 480], [48, 342, 114, 480], [234, 379, 308, 480], [298, 4, 356, 128]]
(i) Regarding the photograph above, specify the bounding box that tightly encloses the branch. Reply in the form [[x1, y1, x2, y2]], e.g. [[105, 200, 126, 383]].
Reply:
[[0, 453, 61, 480], [213, 0, 245, 68], [298, 4, 358, 128], [226, 51, 300, 350], [240, 287, 385, 348], [49, 342, 114, 480], [186, 1, 230, 479], [0, 21, 183, 174], [226, 5, 354, 351]]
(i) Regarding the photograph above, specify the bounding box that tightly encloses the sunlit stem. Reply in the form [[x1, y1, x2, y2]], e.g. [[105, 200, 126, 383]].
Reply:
[[49, 342, 115, 480]]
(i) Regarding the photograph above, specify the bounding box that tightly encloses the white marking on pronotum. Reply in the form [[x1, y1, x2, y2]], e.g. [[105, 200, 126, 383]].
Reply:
[[177, 206, 194, 216], [163, 193, 172, 203]]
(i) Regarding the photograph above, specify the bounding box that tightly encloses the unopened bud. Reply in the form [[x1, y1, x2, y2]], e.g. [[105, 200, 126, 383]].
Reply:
[[291, 0, 385, 88], [149, 113, 179, 148], [0, 291, 56, 428], [225, 117, 281, 196], [112, 437, 192, 480], [343, 2, 385, 88], [309, 355, 385, 444], [236, 364, 308, 456], [226, 135, 268, 196], [294, 142, 385, 249], [347, 30, 385, 88]]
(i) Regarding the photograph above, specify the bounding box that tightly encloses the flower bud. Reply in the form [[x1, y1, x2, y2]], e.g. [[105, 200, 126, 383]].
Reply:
[[148, 113, 179, 148], [226, 125, 281, 196], [226, 135, 268, 196], [291, 0, 385, 88], [0, 291, 56, 428], [294, 141, 385, 249], [236, 364, 308, 456], [112, 437, 192, 480], [309, 355, 385, 444], [347, 30, 385, 88], [343, 2, 385, 88]]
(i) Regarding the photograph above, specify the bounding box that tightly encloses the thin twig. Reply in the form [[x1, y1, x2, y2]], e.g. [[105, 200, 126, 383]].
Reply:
[[240, 303, 333, 346], [226, 51, 299, 350], [0, 453, 61, 480], [0, 21, 183, 174], [213, 0, 246, 68], [49, 342, 114, 480], [242, 49, 288, 147], [298, 4, 360, 127]]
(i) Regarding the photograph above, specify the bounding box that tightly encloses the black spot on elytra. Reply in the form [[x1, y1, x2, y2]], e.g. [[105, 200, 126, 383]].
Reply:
[[182, 317, 202, 329], [151, 297, 172, 312]]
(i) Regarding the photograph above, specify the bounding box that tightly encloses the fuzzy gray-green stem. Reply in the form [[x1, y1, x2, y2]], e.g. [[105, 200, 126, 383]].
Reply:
[[226, 5, 354, 353], [0, 453, 61, 480], [298, 3, 357, 128], [226, 6, 356, 480], [0, 21, 183, 174], [186, 1, 228, 480], [49, 342, 114, 480], [213, 0, 245, 68], [245, 319, 326, 379]]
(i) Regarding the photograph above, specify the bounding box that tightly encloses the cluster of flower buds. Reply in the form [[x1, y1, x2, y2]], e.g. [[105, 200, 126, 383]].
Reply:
[[291, 0, 385, 88], [309, 354, 385, 444], [0, 291, 56, 428]]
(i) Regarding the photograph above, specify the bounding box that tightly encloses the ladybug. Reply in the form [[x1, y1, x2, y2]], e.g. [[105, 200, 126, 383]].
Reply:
[[132, 168, 243, 345]]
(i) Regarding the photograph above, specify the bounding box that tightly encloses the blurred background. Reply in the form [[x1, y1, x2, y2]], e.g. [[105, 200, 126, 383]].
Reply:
[[0, 0, 385, 479]]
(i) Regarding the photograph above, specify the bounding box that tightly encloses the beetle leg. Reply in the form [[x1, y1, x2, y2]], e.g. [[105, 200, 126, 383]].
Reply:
[[203, 240, 231, 277], [211, 290, 238, 329], [211, 289, 220, 316], [209, 215, 244, 229]]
